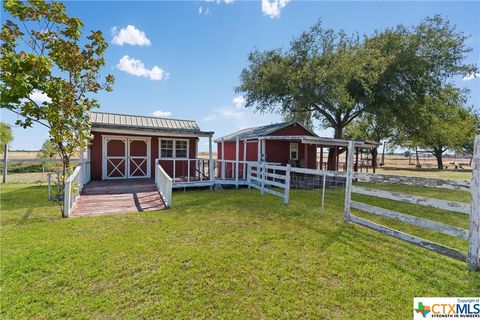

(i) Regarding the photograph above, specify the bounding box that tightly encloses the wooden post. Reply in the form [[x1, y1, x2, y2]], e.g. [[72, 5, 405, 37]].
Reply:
[[284, 164, 291, 205], [235, 136, 239, 187], [355, 147, 359, 172], [209, 136, 214, 182], [344, 141, 354, 222], [320, 147, 323, 170], [2, 144, 7, 184], [468, 135, 480, 271]]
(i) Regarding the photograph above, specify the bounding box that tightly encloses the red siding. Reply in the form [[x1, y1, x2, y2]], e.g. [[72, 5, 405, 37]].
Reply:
[[90, 131, 197, 180], [216, 123, 317, 169]]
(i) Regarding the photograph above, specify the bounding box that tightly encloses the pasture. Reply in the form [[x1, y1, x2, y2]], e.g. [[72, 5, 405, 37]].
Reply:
[[1, 182, 478, 319]]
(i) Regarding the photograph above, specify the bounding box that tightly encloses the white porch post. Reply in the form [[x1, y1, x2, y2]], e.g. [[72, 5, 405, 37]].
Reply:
[[261, 138, 266, 162], [221, 138, 225, 180], [209, 135, 214, 182], [235, 136, 239, 187], [243, 139, 247, 179], [257, 138, 261, 163]]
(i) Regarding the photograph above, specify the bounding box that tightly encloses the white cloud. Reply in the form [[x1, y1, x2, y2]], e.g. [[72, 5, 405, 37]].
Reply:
[[463, 72, 480, 81], [29, 90, 51, 104], [203, 106, 257, 129], [116, 55, 169, 81], [205, 0, 234, 3], [152, 110, 172, 117], [261, 0, 289, 18], [232, 96, 245, 108], [111, 25, 151, 47], [198, 6, 211, 15]]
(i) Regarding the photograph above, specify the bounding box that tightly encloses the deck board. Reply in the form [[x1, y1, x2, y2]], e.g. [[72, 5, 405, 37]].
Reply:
[[71, 179, 165, 217]]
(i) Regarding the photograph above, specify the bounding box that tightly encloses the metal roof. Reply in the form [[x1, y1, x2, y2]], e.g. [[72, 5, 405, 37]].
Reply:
[[215, 121, 318, 142], [90, 111, 208, 134]]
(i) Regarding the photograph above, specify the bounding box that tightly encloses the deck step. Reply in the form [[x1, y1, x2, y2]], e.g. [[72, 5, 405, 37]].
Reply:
[[71, 179, 165, 217]]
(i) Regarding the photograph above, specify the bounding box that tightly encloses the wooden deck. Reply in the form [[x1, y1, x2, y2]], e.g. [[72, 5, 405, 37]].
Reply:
[[71, 179, 165, 217]]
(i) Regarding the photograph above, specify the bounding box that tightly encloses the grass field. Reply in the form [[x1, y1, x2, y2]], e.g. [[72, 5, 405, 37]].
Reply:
[[1, 182, 478, 319]]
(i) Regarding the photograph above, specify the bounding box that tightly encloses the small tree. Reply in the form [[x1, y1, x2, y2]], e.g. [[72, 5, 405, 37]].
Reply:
[[1, 0, 114, 202], [36, 139, 56, 172], [0, 122, 13, 153]]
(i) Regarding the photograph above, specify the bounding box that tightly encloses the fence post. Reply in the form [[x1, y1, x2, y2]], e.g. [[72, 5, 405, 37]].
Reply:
[[47, 173, 52, 200], [468, 135, 480, 271], [260, 162, 265, 195], [2, 144, 7, 184], [63, 181, 71, 218], [322, 172, 326, 210], [284, 164, 291, 205], [247, 164, 251, 188], [344, 141, 354, 222]]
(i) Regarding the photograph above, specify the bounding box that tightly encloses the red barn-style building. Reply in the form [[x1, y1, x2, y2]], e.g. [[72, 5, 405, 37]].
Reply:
[[216, 122, 319, 169], [215, 121, 380, 175], [88, 111, 213, 181]]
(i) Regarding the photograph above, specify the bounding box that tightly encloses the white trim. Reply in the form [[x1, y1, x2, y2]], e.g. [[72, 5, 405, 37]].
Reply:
[[290, 143, 298, 160], [158, 138, 190, 159], [93, 127, 213, 138]]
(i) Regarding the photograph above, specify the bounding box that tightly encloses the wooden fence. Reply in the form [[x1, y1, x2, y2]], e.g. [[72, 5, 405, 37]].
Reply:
[[344, 136, 480, 271]]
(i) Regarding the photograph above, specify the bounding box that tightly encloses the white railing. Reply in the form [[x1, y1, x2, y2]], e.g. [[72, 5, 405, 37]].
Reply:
[[248, 162, 291, 205], [63, 165, 83, 218], [155, 159, 173, 208], [157, 158, 265, 186]]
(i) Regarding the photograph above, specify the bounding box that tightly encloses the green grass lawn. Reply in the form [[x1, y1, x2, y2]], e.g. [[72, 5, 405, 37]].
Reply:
[[1, 183, 479, 319]]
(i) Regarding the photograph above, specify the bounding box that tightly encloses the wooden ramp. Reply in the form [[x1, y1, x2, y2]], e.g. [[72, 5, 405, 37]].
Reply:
[[71, 179, 165, 217]]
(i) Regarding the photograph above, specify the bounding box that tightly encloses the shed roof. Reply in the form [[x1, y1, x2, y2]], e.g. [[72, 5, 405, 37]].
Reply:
[[215, 121, 317, 142], [90, 111, 213, 136]]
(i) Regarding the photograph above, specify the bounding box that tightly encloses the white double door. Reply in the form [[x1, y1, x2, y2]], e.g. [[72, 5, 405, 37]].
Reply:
[[103, 136, 151, 179]]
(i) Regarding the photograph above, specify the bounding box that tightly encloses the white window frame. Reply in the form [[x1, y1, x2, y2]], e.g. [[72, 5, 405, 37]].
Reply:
[[159, 139, 174, 158], [289, 143, 298, 160], [159, 138, 190, 159]]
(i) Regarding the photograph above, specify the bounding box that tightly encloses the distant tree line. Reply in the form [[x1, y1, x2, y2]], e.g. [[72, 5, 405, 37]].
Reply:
[[237, 16, 479, 170]]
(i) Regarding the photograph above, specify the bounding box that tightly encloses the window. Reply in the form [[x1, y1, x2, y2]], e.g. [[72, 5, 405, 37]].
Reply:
[[290, 143, 298, 160], [160, 139, 189, 158], [160, 140, 173, 158], [175, 140, 188, 158]]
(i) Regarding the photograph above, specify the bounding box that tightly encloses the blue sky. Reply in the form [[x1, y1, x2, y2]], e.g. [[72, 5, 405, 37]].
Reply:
[[1, 0, 479, 151]]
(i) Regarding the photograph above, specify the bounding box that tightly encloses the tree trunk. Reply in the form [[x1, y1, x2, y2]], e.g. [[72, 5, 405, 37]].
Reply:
[[381, 142, 386, 166], [327, 126, 343, 170], [433, 147, 444, 170], [370, 147, 378, 169], [415, 146, 421, 168]]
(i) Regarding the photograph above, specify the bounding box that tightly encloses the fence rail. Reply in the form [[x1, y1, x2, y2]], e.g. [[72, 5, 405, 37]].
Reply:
[[352, 186, 470, 215], [345, 135, 480, 271], [355, 172, 470, 191]]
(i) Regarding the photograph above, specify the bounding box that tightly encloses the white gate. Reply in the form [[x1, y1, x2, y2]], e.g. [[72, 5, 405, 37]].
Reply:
[[248, 162, 291, 205]]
